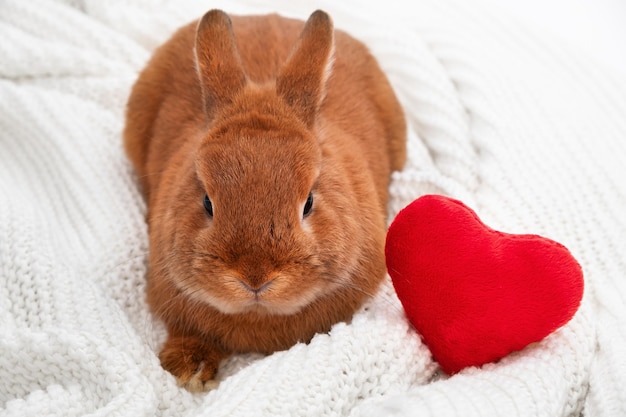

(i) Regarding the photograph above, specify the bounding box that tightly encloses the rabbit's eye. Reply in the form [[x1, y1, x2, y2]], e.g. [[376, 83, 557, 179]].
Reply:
[[303, 192, 313, 217], [203, 194, 213, 218]]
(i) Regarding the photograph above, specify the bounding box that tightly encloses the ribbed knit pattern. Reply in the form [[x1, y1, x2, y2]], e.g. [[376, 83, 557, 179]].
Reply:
[[1, 0, 624, 416]]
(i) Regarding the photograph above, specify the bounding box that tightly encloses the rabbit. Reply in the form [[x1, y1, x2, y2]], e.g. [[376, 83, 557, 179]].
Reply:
[[123, 9, 406, 391]]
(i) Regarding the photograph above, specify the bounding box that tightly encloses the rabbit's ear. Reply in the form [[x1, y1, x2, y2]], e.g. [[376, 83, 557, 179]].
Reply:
[[195, 10, 247, 117], [276, 10, 334, 128]]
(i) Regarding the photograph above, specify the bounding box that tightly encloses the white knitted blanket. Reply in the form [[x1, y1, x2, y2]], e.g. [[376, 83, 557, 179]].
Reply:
[[2, 0, 625, 416]]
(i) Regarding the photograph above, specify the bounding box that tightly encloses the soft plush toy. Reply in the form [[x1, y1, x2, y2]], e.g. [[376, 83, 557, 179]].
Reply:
[[385, 194, 584, 374]]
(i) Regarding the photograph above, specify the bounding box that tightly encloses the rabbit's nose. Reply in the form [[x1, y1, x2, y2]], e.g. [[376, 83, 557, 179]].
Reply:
[[239, 279, 274, 296]]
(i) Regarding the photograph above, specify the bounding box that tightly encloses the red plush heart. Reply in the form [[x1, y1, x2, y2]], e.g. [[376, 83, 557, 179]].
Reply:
[[385, 195, 584, 374]]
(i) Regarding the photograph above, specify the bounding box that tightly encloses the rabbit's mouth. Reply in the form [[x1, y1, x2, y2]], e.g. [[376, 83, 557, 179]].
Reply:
[[178, 274, 325, 316], [206, 292, 315, 316], [223, 288, 324, 316]]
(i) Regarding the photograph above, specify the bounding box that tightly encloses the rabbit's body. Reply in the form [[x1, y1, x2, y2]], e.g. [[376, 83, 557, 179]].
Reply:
[[124, 10, 406, 390]]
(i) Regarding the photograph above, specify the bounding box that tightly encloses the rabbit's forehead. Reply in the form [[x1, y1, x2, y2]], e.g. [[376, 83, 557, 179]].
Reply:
[[196, 133, 320, 194]]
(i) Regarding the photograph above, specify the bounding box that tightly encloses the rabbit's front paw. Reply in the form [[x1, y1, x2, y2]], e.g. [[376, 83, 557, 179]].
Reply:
[[159, 334, 227, 392]]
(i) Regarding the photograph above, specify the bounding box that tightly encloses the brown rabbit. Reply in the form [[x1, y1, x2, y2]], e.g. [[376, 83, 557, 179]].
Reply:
[[123, 9, 406, 391]]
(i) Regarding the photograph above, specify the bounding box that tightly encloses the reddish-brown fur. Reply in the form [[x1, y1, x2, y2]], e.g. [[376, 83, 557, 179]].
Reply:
[[123, 9, 406, 390]]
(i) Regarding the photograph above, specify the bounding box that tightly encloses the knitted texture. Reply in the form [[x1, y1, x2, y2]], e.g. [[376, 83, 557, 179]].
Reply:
[[1, 0, 625, 416]]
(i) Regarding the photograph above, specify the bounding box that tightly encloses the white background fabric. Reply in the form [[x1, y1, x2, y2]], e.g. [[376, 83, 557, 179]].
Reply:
[[487, 0, 626, 75], [1, 0, 625, 416]]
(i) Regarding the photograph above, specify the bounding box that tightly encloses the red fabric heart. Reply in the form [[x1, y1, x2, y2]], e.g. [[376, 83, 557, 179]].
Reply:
[[385, 195, 584, 374]]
